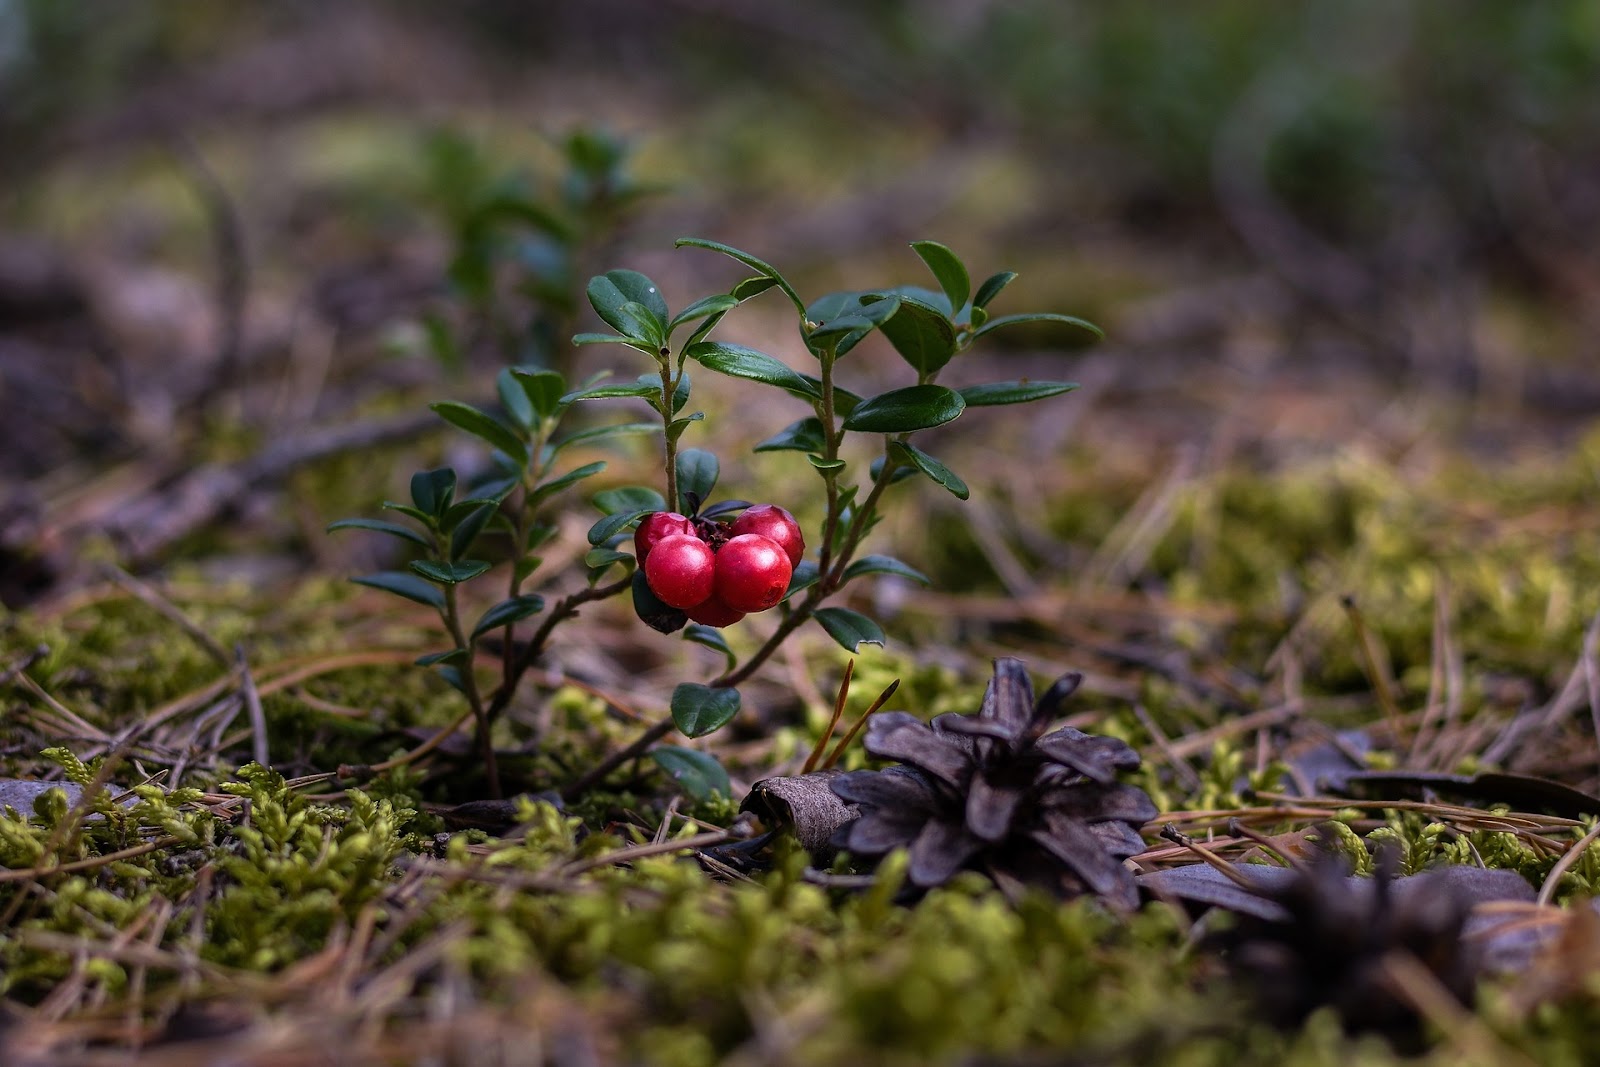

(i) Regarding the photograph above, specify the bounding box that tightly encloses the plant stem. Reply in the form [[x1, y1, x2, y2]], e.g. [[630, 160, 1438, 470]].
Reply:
[[658, 357, 678, 510], [561, 717, 674, 799], [442, 584, 501, 799], [485, 574, 634, 721], [815, 346, 842, 575]]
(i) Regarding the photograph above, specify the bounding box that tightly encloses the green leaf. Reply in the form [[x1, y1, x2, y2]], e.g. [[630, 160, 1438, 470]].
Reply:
[[633, 567, 687, 634], [972, 270, 1018, 309], [415, 648, 467, 667], [958, 380, 1079, 406], [731, 275, 779, 301], [667, 412, 705, 444], [911, 240, 970, 314], [431, 402, 529, 469], [868, 454, 921, 486], [530, 461, 607, 506], [970, 312, 1103, 343], [814, 607, 886, 653], [410, 559, 492, 584], [683, 624, 736, 674], [588, 509, 649, 546], [841, 385, 965, 434], [560, 381, 659, 404], [326, 518, 430, 548], [785, 560, 821, 599], [842, 555, 931, 585], [572, 332, 654, 352], [511, 368, 568, 418], [805, 291, 901, 357], [668, 294, 739, 336], [449, 503, 498, 560], [685, 342, 816, 397], [870, 292, 959, 376], [650, 747, 730, 801], [497, 367, 535, 430], [671, 370, 691, 414], [551, 422, 661, 455], [890, 441, 970, 500], [584, 547, 632, 569], [587, 270, 668, 339], [670, 683, 741, 739], [593, 486, 666, 515], [471, 594, 546, 639], [351, 571, 445, 609], [675, 237, 805, 315], [435, 665, 469, 695], [676, 449, 719, 513], [380, 502, 435, 526], [410, 468, 456, 518], [806, 455, 846, 472], [754, 417, 828, 454]]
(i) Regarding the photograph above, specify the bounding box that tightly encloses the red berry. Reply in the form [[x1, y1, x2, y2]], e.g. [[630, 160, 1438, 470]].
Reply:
[[714, 533, 793, 613], [634, 511, 696, 563], [644, 534, 715, 609], [731, 504, 805, 568], [685, 591, 746, 628]]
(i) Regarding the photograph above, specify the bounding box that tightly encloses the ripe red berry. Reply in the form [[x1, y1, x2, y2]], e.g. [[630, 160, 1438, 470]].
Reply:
[[730, 504, 805, 568], [714, 533, 793, 613], [644, 534, 715, 609], [685, 591, 746, 628], [634, 511, 696, 563]]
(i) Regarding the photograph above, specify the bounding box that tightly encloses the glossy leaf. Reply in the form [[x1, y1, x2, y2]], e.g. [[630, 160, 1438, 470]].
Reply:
[[806, 455, 846, 472], [326, 518, 430, 548], [972, 270, 1018, 309], [471, 594, 546, 639], [958, 380, 1079, 406], [380, 501, 434, 526], [666, 412, 705, 444], [650, 747, 731, 801], [843, 555, 931, 585], [351, 571, 445, 609], [755, 417, 828, 454], [588, 508, 650, 546], [530, 461, 607, 505], [675, 237, 805, 315], [415, 648, 467, 667], [550, 421, 660, 454], [970, 312, 1103, 343], [431, 402, 528, 468], [511, 368, 569, 418], [700, 498, 751, 520], [670, 683, 742, 738], [684, 623, 737, 673], [560, 381, 658, 404], [871, 292, 959, 376], [890, 441, 969, 500], [497, 367, 535, 430], [593, 486, 666, 515], [410, 468, 456, 517], [668, 294, 739, 335], [410, 559, 492, 584], [785, 560, 821, 599], [841, 385, 965, 434], [632, 567, 687, 634], [449, 502, 498, 560], [685, 342, 817, 397], [814, 607, 886, 653], [911, 240, 970, 314], [676, 449, 719, 513], [572, 332, 653, 352], [805, 291, 901, 357], [587, 270, 668, 338], [796, 374, 861, 415]]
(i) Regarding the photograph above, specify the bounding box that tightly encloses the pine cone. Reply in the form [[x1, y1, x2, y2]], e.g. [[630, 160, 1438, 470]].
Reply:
[[828, 658, 1156, 907], [1225, 850, 1478, 1045]]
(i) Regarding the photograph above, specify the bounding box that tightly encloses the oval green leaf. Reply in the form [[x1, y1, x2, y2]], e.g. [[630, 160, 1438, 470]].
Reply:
[[668, 294, 739, 335], [471, 594, 546, 639], [841, 385, 965, 434], [650, 747, 731, 801], [755, 417, 828, 454], [430, 402, 529, 469], [911, 240, 970, 314], [511, 368, 568, 418], [814, 607, 886, 653], [551, 421, 661, 455], [969, 312, 1103, 343], [675, 237, 805, 315], [670, 683, 741, 739], [587, 270, 668, 338], [959, 380, 1080, 406], [410, 468, 456, 517], [683, 623, 737, 674], [410, 559, 492, 584], [890, 441, 970, 500], [326, 518, 430, 548], [351, 571, 445, 609], [972, 270, 1018, 310], [685, 341, 817, 397], [676, 448, 719, 513], [873, 293, 959, 376], [842, 555, 931, 585]]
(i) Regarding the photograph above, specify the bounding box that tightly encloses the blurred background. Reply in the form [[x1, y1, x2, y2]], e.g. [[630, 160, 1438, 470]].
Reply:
[[2, 0, 1598, 675]]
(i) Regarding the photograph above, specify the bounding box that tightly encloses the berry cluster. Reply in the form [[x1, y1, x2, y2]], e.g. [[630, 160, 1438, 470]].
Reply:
[[635, 504, 803, 628]]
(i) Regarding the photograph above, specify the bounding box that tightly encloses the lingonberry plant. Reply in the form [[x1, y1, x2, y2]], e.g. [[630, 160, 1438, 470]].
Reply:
[[332, 236, 1099, 798]]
